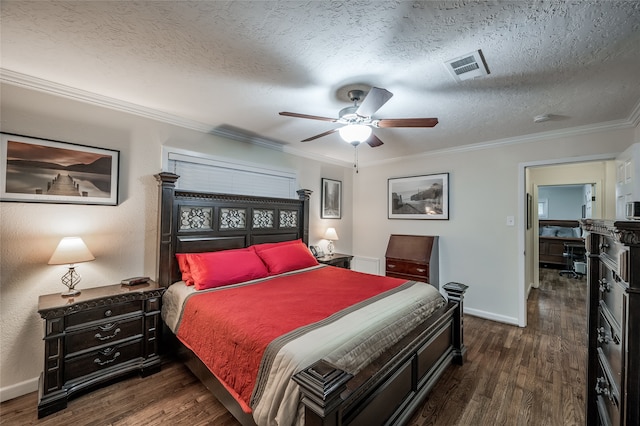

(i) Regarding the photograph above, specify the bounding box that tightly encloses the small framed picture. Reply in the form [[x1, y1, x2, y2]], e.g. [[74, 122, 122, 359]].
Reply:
[[321, 178, 341, 219]]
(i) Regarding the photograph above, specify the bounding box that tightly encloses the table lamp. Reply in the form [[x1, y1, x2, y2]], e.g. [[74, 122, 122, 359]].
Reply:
[[324, 227, 339, 256], [48, 237, 95, 297]]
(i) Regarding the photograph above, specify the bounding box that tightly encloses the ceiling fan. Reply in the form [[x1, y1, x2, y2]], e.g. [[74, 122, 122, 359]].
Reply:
[[279, 87, 438, 147]]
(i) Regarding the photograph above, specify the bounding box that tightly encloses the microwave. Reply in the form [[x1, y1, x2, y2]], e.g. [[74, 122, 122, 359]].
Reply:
[[626, 201, 640, 219]]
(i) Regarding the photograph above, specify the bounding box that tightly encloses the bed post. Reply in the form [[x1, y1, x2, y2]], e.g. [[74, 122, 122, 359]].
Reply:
[[443, 281, 469, 364], [297, 189, 312, 246], [292, 359, 353, 426], [156, 172, 179, 287]]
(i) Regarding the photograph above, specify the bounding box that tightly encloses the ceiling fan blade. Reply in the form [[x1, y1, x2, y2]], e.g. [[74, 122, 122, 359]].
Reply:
[[376, 118, 439, 128], [366, 134, 384, 147], [356, 87, 393, 117], [301, 128, 338, 142], [279, 112, 337, 122]]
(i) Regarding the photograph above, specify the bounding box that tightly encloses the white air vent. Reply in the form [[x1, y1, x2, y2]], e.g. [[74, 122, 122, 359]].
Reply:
[[444, 50, 490, 82]]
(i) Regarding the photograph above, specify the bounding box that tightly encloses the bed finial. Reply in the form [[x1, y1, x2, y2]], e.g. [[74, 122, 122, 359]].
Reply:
[[297, 189, 312, 245]]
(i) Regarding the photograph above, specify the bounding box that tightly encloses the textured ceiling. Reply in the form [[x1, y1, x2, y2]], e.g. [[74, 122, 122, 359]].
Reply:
[[1, 1, 640, 166]]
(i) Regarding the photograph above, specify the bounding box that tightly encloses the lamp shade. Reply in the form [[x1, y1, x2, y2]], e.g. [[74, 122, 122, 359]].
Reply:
[[324, 227, 339, 241], [48, 237, 95, 265], [338, 125, 372, 143]]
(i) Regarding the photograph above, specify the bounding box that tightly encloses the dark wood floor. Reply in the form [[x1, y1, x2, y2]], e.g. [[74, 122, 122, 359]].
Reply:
[[0, 268, 587, 425]]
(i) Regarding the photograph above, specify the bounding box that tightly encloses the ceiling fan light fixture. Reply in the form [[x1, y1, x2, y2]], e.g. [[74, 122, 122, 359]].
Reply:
[[339, 125, 371, 143]]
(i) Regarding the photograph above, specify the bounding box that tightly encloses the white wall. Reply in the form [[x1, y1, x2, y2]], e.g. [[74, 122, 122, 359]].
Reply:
[[538, 185, 583, 219], [352, 129, 635, 325], [0, 84, 353, 400]]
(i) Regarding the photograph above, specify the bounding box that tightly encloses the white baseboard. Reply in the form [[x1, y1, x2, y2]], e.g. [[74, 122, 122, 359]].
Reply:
[[464, 307, 521, 327], [0, 376, 38, 402]]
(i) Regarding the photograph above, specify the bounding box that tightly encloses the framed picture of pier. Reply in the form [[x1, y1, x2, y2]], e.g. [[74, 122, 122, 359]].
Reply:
[[388, 173, 449, 220], [0, 133, 119, 205]]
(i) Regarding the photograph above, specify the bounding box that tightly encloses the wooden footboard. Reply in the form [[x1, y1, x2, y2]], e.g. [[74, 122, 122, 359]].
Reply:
[[293, 282, 467, 426]]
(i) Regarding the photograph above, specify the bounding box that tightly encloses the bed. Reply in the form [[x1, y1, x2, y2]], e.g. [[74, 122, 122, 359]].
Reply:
[[156, 172, 468, 426], [538, 219, 584, 267]]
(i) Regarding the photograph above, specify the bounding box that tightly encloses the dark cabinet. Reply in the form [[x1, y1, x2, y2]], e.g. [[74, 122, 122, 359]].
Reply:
[[582, 220, 640, 426], [37, 281, 165, 418], [385, 234, 439, 289], [317, 253, 353, 269]]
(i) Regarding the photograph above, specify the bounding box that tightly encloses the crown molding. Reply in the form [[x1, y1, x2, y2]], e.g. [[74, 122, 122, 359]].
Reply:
[[1, 68, 352, 168], [363, 115, 637, 168], [2, 68, 637, 169], [0, 68, 215, 133]]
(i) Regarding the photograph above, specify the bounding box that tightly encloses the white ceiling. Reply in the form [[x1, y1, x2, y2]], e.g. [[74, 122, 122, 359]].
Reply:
[[1, 1, 640, 166]]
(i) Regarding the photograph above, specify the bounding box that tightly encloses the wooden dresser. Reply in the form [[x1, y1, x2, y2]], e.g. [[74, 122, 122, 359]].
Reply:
[[582, 220, 639, 425], [385, 234, 439, 289], [37, 281, 165, 418]]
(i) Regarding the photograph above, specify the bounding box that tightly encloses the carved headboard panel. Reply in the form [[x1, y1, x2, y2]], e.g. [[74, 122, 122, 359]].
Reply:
[[156, 172, 311, 287]]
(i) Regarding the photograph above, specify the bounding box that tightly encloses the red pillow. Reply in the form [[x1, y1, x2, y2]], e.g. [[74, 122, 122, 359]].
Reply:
[[175, 253, 194, 286], [255, 241, 318, 275], [252, 239, 302, 253], [186, 248, 269, 290]]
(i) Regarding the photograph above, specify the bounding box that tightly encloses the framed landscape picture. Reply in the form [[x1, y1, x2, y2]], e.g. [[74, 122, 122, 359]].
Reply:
[[321, 178, 341, 219], [388, 173, 449, 219], [0, 133, 119, 205]]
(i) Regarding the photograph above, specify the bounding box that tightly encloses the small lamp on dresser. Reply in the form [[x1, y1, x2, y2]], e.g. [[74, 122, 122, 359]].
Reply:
[[324, 227, 339, 256], [48, 236, 95, 297]]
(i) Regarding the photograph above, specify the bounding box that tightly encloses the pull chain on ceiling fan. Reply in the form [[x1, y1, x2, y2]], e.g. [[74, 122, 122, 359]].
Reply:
[[279, 86, 438, 148]]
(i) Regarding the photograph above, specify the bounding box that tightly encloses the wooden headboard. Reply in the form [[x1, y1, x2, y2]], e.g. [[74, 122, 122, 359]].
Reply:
[[156, 172, 311, 288], [539, 219, 581, 228]]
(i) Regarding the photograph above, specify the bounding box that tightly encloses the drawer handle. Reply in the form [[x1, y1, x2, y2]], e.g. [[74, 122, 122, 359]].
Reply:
[[595, 377, 618, 406], [94, 351, 121, 366], [598, 279, 611, 293], [95, 328, 121, 341], [104, 310, 112, 317], [597, 327, 610, 345], [599, 242, 610, 251], [416, 268, 426, 273], [99, 322, 116, 331], [387, 264, 396, 269]]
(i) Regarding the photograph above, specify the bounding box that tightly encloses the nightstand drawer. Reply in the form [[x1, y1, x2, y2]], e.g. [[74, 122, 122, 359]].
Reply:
[[66, 301, 142, 328], [386, 260, 429, 278], [65, 339, 144, 382], [66, 316, 144, 355]]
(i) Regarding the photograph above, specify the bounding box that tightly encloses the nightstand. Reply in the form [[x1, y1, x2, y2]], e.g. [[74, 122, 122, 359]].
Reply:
[[37, 280, 165, 418], [317, 253, 353, 269]]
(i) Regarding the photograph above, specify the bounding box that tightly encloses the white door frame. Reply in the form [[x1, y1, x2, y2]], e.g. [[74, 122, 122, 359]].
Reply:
[[517, 153, 616, 327]]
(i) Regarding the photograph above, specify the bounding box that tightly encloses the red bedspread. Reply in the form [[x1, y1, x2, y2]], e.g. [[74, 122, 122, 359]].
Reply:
[[176, 266, 407, 412]]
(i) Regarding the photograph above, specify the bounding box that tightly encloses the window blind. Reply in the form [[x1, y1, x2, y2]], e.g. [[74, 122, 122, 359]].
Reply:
[[166, 151, 297, 198]]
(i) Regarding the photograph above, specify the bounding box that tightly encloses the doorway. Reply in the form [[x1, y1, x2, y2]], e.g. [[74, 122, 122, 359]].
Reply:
[[517, 155, 616, 327]]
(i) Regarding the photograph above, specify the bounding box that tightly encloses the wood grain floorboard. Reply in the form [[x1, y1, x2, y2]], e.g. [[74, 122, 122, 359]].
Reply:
[[0, 268, 586, 425]]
